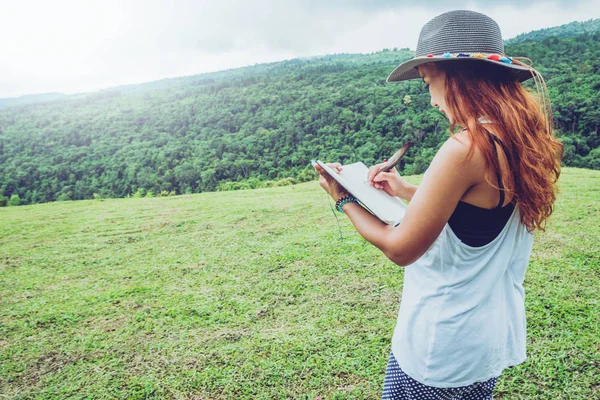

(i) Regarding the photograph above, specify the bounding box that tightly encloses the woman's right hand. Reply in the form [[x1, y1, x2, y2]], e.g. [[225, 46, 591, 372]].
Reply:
[[368, 163, 414, 200]]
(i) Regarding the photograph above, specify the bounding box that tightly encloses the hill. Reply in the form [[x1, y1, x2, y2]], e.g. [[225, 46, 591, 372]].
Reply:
[[0, 167, 598, 398], [0, 29, 599, 205], [506, 18, 600, 44], [0, 92, 67, 109]]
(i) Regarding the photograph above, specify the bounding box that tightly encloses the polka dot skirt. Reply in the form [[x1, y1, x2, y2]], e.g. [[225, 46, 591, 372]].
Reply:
[[382, 352, 497, 400]]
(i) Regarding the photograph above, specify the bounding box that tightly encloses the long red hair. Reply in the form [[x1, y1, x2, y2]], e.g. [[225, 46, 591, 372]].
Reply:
[[439, 61, 563, 231]]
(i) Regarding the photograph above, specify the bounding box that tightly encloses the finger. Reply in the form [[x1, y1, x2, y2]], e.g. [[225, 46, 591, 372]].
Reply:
[[315, 165, 330, 177], [367, 163, 384, 180], [373, 172, 394, 183], [325, 162, 343, 173], [374, 171, 395, 182], [368, 166, 376, 181], [319, 176, 329, 189], [321, 173, 337, 186], [372, 169, 390, 183]]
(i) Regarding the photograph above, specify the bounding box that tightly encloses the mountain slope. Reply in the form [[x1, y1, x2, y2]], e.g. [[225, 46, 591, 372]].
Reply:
[[506, 18, 600, 44], [0, 93, 67, 109], [0, 31, 599, 205]]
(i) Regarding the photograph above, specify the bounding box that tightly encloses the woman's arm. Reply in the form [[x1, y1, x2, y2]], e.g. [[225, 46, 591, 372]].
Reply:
[[317, 136, 481, 266]]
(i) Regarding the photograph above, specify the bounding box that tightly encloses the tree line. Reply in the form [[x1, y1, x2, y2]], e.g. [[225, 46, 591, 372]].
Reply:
[[0, 31, 599, 205]]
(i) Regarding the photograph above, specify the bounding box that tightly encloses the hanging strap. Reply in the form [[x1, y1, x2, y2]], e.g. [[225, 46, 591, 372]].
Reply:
[[461, 126, 511, 209], [487, 134, 510, 209]]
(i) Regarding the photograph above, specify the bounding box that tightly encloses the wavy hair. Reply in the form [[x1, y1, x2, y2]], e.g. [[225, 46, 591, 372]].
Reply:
[[439, 60, 563, 231]]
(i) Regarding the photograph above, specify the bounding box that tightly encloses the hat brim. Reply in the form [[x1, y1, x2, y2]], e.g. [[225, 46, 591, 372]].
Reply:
[[387, 57, 536, 83]]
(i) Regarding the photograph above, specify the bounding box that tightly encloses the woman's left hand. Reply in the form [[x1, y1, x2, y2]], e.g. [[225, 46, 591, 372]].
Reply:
[[314, 162, 349, 200]]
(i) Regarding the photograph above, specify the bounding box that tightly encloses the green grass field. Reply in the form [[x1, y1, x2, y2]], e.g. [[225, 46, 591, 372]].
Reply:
[[1, 167, 599, 399]]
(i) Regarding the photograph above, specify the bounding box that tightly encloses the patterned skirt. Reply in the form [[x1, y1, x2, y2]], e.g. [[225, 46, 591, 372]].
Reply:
[[382, 352, 498, 400]]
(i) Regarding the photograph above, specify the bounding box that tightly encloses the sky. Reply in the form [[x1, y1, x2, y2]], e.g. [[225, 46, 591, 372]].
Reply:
[[1, 0, 599, 98]]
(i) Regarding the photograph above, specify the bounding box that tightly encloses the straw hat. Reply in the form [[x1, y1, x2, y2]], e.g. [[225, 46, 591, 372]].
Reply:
[[387, 10, 535, 83]]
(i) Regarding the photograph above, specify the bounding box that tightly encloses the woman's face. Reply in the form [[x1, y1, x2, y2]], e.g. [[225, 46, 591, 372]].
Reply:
[[418, 64, 452, 122]]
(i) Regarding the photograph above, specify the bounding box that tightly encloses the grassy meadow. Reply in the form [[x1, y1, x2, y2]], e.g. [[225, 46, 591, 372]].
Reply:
[[1, 167, 599, 399]]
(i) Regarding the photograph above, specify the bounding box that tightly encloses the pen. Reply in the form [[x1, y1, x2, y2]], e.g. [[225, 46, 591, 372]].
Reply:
[[372, 141, 414, 180]]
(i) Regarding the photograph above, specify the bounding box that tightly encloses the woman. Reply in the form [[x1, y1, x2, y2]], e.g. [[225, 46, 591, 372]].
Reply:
[[315, 10, 563, 399]]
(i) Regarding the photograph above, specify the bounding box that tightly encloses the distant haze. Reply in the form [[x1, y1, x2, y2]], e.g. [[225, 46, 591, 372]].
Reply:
[[1, 0, 599, 97]]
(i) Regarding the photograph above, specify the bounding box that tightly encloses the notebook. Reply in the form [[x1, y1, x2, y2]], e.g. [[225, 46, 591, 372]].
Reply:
[[313, 160, 407, 226]]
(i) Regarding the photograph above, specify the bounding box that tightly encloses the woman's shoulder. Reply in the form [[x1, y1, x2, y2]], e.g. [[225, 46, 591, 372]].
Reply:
[[424, 131, 489, 189], [437, 131, 487, 172]]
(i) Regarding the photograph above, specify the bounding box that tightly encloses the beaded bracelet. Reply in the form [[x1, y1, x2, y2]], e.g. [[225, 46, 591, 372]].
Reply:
[[335, 194, 359, 214]]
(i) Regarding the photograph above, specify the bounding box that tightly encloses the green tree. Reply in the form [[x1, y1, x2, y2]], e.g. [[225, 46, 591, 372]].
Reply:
[[8, 194, 21, 206]]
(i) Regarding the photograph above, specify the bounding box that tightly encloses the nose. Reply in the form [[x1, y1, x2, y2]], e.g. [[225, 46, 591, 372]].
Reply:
[[431, 99, 438, 108]]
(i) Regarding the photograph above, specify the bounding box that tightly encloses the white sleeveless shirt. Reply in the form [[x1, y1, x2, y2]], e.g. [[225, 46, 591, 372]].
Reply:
[[391, 205, 534, 388]]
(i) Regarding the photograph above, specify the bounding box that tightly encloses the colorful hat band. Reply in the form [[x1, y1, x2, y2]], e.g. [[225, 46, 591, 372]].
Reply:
[[416, 52, 513, 64]]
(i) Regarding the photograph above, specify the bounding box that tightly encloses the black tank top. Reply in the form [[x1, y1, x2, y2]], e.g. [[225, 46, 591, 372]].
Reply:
[[448, 133, 515, 247]]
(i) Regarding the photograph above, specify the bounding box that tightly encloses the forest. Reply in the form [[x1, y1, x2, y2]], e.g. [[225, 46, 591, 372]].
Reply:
[[0, 22, 599, 205]]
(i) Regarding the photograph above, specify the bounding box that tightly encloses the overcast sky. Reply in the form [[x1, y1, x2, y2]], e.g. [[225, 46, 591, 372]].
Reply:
[[1, 0, 599, 98]]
